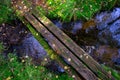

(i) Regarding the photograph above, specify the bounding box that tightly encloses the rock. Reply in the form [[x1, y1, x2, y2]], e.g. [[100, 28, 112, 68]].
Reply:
[[0, 19, 64, 73], [0, 19, 28, 46], [13, 33, 64, 73], [83, 46, 96, 55], [92, 45, 119, 66], [45, 60, 65, 73], [112, 49, 120, 65], [98, 19, 120, 47], [113, 58, 120, 65], [52, 20, 83, 35], [81, 45, 120, 67], [96, 8, 120, 47], [16, 33, 47, 59], [52, 19, 63, 29], [51, 8, 120, 67], [95, 8, 120, 31], [71, 20, 83, 35]]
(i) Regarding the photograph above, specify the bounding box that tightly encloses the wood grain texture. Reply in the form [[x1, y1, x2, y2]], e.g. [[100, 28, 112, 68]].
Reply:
[[31, 9, 113, 80], [12, 0, 114, 79], [11, 1, 83, 80], [24, 13, 98, 80]]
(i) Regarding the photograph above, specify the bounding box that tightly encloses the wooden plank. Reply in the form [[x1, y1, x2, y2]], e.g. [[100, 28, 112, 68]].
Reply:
[[24, 13, 98, 80], [15, 12, 82, 80], [11, 1, 83, 80], [56, 58, 83, 80], [12, 0, 113, 79], [31, 9, 113, 79]]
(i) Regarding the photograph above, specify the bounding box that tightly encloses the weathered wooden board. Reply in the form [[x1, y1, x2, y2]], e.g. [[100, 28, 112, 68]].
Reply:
[[31, 9, 113, 79], [16, 13, 82, 80], [11, 1, 83, 80], [24, 13, 98, 80], [11, 0, 114, 79]]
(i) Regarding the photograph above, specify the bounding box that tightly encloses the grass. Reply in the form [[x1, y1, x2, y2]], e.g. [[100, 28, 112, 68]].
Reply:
[[0, 1, 73, 79], [1, 0, 120, 79], [101, 64, 120, 80], [0, 0, 16, 24], [37, 0, 119, 22], [0, 43, 120, 80], [0, 53, 73, 80], [0, 0, 119, 23], [0, 43, 73, 80]]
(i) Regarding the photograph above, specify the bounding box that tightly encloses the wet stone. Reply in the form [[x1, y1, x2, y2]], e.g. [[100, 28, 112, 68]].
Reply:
[[98, 20, 120, 47], [96, 8, 120, 47], [95, 8, 120, 31], [13, 33, 65, 73], [51, 7, 120, 67], [0, 19, 64, 73], [52, 20, 63, 29]]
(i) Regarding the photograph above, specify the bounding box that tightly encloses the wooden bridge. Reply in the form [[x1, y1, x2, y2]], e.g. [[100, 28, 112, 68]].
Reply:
[[12, 0, 114, 80]]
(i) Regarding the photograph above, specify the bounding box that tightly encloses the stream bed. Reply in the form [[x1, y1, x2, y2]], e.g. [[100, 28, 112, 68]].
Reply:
[[52, 7, 120, 70], [0, 7, 120, 72]]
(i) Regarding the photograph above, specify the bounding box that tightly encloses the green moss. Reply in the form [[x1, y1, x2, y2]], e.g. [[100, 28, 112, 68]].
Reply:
[[26, 23, 58, 59], [15, 9, 54, 57]]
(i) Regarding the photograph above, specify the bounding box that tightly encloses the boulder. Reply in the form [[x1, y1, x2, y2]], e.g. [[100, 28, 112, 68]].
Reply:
[[96, 8, 120, 47], [13, 33, 65, 73]]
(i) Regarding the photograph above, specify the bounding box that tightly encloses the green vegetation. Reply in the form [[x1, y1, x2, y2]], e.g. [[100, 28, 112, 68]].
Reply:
[[37, 0, 119, 22], [0, 43, 4, 53], [15, 9, 58, 60], [1, 43, 120, 80], [0, 0, 16, 24], [0, 0, 119, 23], [0, 43, 73, 80], [1, 0, 120, 79], [0, 53, 73, 80], [102, 65, 120, 80], [26, 24, 57, 59]]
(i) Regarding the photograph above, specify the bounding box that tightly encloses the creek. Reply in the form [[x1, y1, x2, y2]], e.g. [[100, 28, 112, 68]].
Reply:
[[1, 7, 120, 72], [52, 7, 120, 70]]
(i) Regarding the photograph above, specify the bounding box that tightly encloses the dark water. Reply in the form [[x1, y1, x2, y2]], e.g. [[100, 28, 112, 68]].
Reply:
[[1, 7, 120, 72], [52, 8, 120, 67]]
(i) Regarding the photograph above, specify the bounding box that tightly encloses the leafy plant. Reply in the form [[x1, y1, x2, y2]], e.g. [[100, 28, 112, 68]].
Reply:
[[37, 0, 118, 22], [0, 53, 73, 80], [1, 0, 116, 23], [0, 0, 119, 23], [0, 0, 16, 24]]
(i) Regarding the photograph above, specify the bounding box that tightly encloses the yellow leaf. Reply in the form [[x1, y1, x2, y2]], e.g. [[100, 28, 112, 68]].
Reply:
[[6, 77, 11, 80]]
